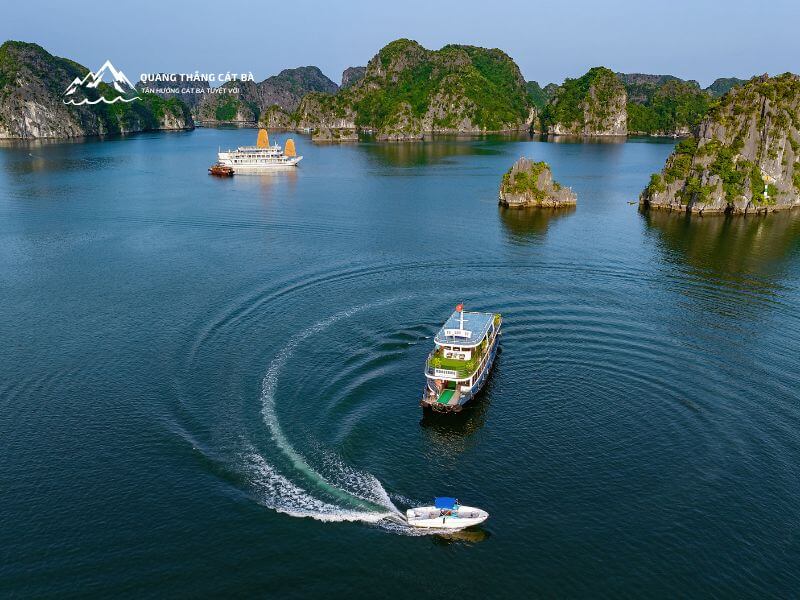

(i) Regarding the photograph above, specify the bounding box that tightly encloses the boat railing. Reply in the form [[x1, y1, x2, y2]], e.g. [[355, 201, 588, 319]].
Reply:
[[426, 351, 474, 378], [426, 332, 495, 378], [236, 144, 282, 151], [408, 508, 481, 521]]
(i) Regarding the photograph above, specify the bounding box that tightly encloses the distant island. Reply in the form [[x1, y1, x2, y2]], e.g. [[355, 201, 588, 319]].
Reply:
[[617, 73, 719, 137], [340, 66, 366, 90], [640, 73, 800, 214], [0, 37, 767, 142], [499, 157, 577, 208], [195, 66, 339, 127], [538, 67, 627, 136], [294, 39, 534, 141], [284, 41, 751, 142], [0, 41, 192, 139]]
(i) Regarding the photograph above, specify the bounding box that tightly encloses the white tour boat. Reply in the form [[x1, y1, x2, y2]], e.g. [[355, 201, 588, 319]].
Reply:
[[406, 497, 489, 529], [217, 129, 302, 172], [421, 305, 502, 413]]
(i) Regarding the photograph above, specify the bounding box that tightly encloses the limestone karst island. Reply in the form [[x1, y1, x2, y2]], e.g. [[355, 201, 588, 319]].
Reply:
[[2, 1, 800, 597], [640, 74, 800, 214], [499, 158, 577, 208]]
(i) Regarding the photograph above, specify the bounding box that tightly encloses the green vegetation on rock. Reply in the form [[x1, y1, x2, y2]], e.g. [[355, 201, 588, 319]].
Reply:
[[525, 81, 548, 110], [502, 160, 551, 200], [706, 77, 747, 97], [294, 39, 533, 136], [213, 97, 241, 121], [626, 80, 711, 135], [539, 66, 627, 135], [499, 156, 577, 207], [640, 73, 800, 214], [0, 40, 192, 138], [197, 66, 338, 124]]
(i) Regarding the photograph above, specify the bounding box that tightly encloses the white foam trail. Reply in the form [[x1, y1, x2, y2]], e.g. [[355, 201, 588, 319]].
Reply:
[[245, 452, 392, 523], [254, 300, 408, 526], [389, 492, 421, 507], [245, 452, 449, 535], [318, 449, 404, 518]]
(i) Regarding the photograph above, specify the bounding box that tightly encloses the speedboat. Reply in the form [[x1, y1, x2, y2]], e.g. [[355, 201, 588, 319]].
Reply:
[[406, 497, 488, 529]]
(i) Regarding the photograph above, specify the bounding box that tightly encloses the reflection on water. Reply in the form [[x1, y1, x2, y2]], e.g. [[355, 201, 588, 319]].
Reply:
[[537, 134, 627, 145], [0, 136, 98, 149], [253, 169, 298, 199], [358, 135, 518, 167], [419, 371, 497, 457], [0, 143, 123, 176], [499, 206, 576, 243], [4, 128, 800, 595], [431, 527, 491, 546], [643, 209, 800, 283]]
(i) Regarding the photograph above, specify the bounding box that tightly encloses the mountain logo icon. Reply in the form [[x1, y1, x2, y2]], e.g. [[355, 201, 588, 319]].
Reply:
[[63, 60, 140, 105]]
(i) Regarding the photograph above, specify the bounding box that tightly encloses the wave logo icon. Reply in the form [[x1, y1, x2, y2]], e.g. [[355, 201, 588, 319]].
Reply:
[[63, 60, 139, 105]]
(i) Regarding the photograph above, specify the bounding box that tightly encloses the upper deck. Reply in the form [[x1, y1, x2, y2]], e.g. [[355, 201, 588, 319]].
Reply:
[[224, 144, 284, 155], [434, 311, 496, 348]]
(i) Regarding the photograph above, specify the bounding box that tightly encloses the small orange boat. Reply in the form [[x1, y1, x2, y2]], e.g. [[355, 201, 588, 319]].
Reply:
[[208, 163, 234, 177]]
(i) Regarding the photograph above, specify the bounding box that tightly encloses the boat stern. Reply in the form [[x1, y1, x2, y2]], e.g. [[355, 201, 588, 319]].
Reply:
[[420, 384, 465, 413]]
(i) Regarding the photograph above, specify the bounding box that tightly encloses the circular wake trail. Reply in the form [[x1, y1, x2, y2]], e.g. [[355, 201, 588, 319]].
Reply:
[[255, 300, 407, 525]]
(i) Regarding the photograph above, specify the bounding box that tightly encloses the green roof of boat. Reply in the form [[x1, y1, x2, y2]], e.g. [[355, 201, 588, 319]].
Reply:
[[434, 311, 496, 347]]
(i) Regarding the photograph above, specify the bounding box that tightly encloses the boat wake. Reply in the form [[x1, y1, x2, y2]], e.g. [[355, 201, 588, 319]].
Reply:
[[249, 300, 429, 533], [244, 451, 394, 523]]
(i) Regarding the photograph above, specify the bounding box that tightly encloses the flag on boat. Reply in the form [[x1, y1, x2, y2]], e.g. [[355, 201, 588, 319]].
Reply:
[[455, 303, 463, 312]]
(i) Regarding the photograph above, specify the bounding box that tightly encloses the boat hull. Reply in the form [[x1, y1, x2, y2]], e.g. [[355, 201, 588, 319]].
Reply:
[[217, 156, 303, 172], [406, 506, 488, 529], [208, 164, 234, 177]]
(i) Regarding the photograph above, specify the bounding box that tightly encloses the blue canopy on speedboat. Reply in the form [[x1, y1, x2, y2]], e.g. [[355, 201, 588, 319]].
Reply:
[[434, 497, 457, 509]]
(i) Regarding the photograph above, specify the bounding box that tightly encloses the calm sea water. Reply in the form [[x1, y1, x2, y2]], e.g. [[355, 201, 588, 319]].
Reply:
[[1, 129, 799, 597]]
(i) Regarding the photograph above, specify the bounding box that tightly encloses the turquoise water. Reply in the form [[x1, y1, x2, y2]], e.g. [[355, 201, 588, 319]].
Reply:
[[1, 129, 799, 597]]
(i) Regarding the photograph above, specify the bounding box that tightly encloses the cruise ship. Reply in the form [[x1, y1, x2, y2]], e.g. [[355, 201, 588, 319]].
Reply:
[[216, 129, 302, 172], [421, 305, 501, 413]]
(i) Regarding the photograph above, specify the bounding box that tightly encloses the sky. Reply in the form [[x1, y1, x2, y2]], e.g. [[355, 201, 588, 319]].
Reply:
[[2, 0, 797, 87]]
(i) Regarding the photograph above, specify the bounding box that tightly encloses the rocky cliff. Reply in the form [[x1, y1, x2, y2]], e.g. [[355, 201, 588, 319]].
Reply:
[[640, 74, 800, 214], [540, 67, 627, 136], [539, 71, 741, 137], [706, 77, 746, 98], [136, 74, 206, 109], [294, 92, 357, 130], [0, 41, 192, 139], [312, 127, 358, 142], [526, 81, 551, 110], [623, 77, 710, 136], [340, 66, 366, 89], [261, 105, 293, 128], [294, 39, 534, 140], [196, 66, 338, 124], [499, 157, 577, 207]]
